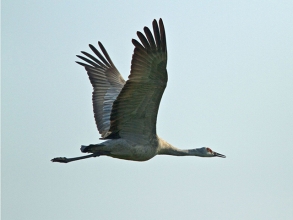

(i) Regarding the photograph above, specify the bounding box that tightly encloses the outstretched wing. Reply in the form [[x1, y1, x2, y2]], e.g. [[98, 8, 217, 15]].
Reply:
[[76, 42, 125, 138], [105, 19, 168, 140]]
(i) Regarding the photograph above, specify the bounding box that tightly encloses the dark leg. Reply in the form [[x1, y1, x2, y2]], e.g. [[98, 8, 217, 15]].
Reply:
[[51, 153, 100, 163]]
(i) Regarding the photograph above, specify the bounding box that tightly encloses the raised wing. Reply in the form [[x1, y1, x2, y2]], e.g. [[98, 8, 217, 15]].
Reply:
[[105, 19, 168, 140], [76, 42, 125, 138]]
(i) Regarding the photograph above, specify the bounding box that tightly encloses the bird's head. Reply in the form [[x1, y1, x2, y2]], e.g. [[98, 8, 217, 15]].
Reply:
[[194, 147, 226, 158]]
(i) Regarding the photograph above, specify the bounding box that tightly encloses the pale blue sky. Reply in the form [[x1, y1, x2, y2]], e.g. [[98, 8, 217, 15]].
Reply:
[[2, 0, 293, 219]]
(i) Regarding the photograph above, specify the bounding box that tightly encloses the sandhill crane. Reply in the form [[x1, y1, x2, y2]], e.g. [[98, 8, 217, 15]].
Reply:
[[51, 19, 226, 163]]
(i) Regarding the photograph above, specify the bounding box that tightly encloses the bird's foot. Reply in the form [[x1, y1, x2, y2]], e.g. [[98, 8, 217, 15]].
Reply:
[[51, 157, 69, 163]]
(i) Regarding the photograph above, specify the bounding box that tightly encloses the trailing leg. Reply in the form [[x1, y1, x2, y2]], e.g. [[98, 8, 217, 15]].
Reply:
[[51, 153, 100, 163]]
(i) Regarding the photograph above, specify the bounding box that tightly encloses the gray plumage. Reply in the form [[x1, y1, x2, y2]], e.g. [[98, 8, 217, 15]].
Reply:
[[51, 19, 225, 163]]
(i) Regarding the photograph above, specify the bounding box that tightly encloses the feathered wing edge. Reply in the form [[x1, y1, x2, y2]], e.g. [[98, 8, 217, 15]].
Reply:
[[104, 18, 168, 140], [76, 42, 125, 138]]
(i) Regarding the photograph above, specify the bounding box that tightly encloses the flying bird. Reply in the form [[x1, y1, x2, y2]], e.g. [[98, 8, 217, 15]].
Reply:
[[51, 19, 226, 163]]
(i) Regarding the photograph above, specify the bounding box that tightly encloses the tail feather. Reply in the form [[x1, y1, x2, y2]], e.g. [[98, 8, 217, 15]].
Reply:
[[80, 144, 104, 153], [80, 145, 90, 153]]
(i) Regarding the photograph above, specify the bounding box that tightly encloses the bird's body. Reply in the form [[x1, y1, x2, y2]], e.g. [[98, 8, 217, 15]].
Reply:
[[83, 136, 159, 161], [52, 19, 225, 163]]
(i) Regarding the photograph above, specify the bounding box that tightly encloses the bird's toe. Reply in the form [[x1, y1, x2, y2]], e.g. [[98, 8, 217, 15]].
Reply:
[[51, 157, 68, 163]]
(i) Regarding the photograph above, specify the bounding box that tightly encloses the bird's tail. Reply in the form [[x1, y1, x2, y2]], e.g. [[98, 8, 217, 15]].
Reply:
[[80, 145, 90, 153], [80, 144, 104, 153]]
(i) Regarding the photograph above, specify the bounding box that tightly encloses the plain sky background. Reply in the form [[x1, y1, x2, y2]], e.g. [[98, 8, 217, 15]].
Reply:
[[2, 0, 293, 219]]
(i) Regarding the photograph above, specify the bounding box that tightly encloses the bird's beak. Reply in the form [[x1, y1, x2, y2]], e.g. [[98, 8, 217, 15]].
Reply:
[[213, 151, 226, 158]]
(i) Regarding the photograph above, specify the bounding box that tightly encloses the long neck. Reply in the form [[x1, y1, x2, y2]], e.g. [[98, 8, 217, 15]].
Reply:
[[157, 138, 200, 156]]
